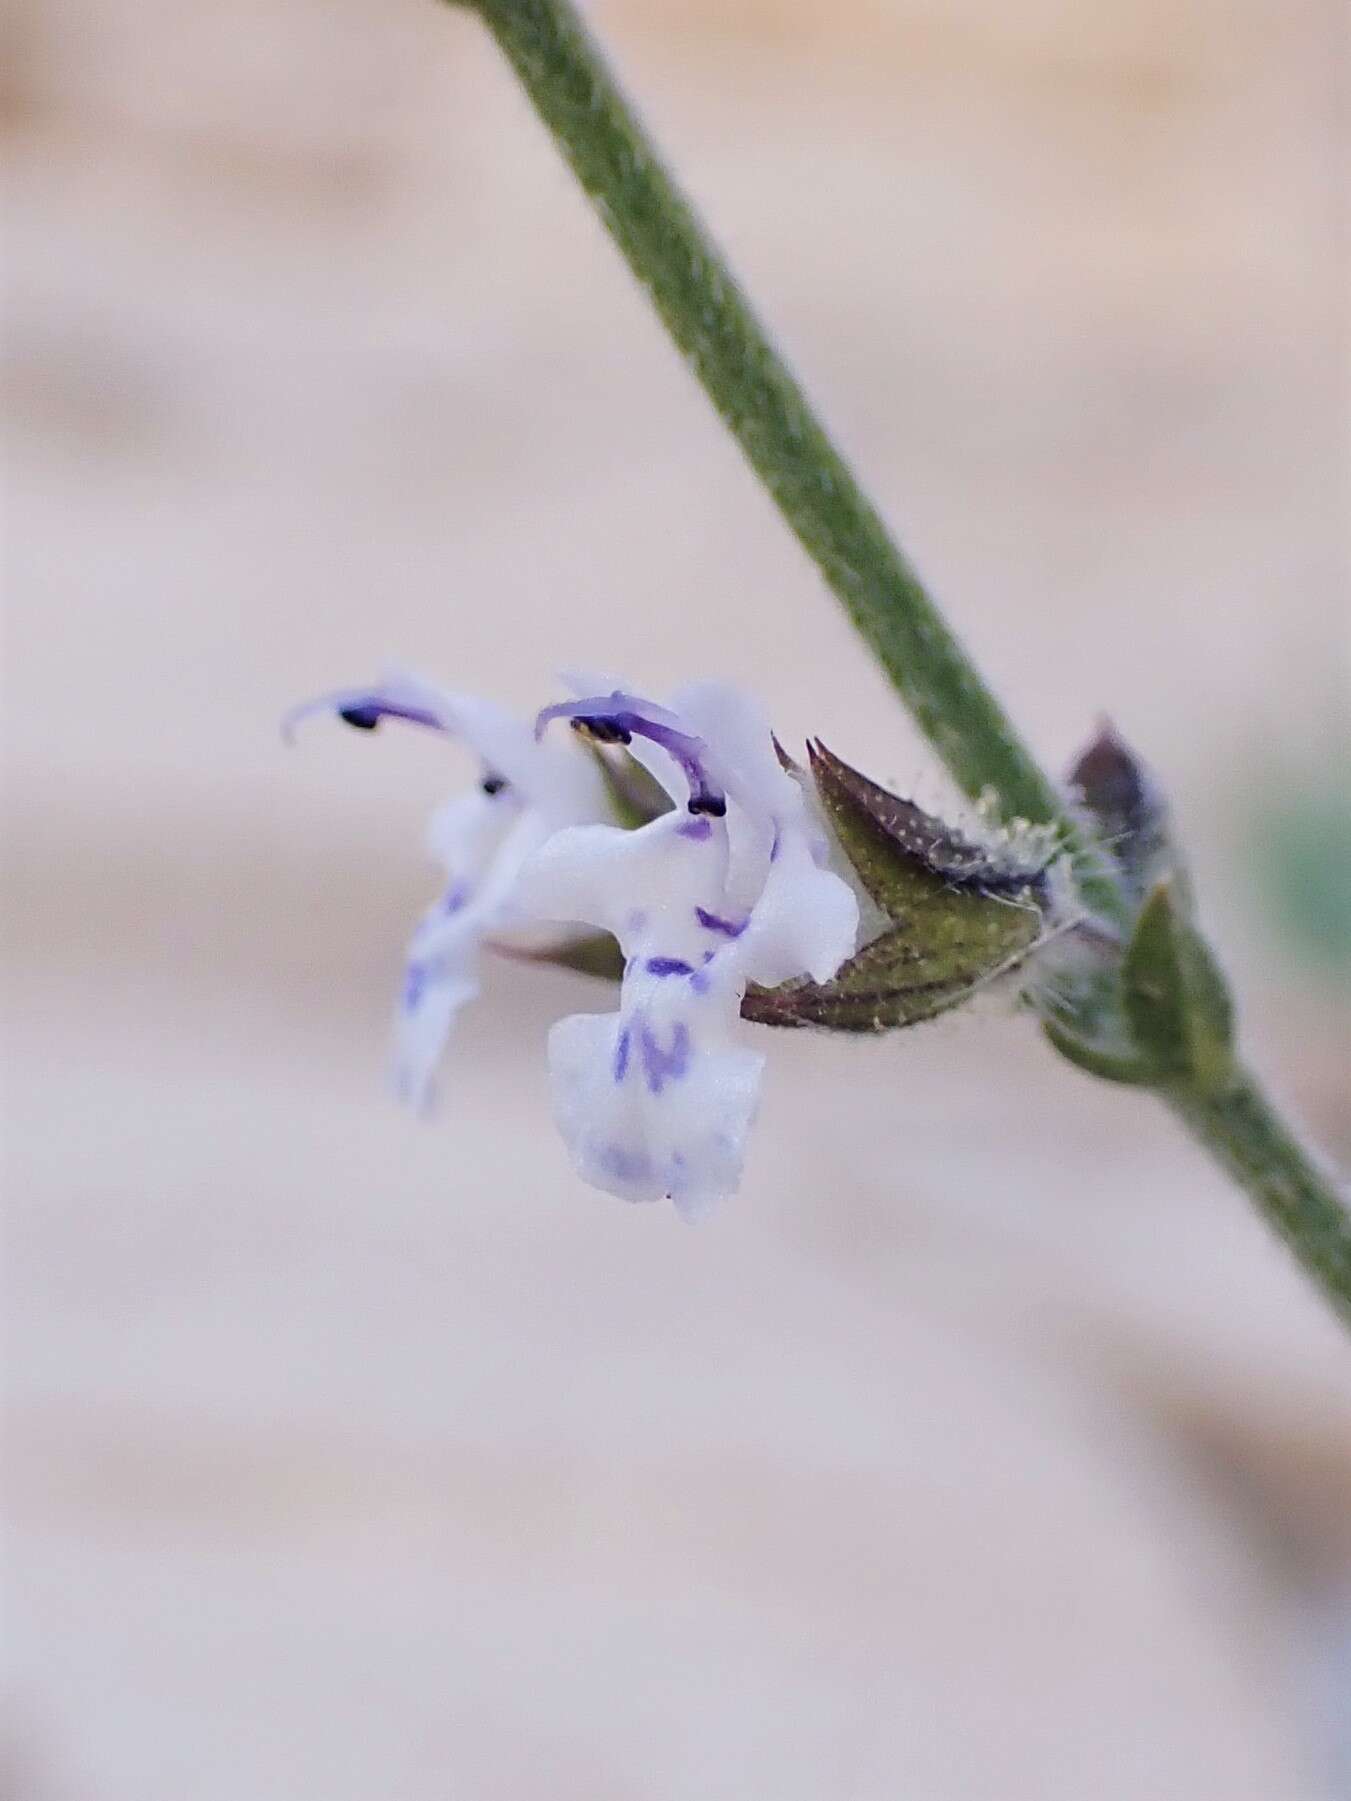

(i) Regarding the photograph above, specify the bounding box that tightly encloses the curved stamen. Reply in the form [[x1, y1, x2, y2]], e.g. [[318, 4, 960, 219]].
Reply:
[[281, 685, 448, 745], [535, 691, 725, 813]]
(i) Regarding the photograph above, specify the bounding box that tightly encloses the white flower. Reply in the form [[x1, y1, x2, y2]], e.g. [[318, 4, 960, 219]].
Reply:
[[285, 671, 608, 1110], [518, 682, 859, 1217]]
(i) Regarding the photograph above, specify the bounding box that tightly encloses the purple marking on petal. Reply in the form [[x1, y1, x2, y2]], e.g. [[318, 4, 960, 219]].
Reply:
[[769, 824, 783, 863], [689, 969, 710, 995], [640, 1020, 691, 1094], [442, 880, 471, 915], [402, 961, 431, 1012], [613, 1026, 631, 1084], [645, 956, 694, 978], [599, 1143, 653, 1186], [676, 816, 713, 841], [695, 905, 746, 937]]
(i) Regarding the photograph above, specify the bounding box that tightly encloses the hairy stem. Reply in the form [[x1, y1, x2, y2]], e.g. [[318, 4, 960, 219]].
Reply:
[[1170, 1073, 1351, 1328], [465, 0, 1123, 917], [453, 0, 1351, 1328]]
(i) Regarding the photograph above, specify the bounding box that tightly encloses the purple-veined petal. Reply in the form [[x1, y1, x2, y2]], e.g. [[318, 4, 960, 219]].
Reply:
[[525, 678, 861, 1212], [547, 995, 764, 1210]]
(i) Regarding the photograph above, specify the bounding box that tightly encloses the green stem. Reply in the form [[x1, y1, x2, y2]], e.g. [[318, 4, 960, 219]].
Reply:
[[1170, 1072, 1351, 1328], [464, 0, 1123, 920], [453, 0, 1351, 1329]]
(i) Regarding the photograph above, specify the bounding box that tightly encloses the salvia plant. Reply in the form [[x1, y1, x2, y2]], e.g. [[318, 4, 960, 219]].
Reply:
[[292, 0, 1350, 1326]]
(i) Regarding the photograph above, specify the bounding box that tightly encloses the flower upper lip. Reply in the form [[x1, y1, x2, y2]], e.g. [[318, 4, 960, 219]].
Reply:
[[535, 691, 726, 815], [281, 683, 448, 744], [284, 671, 613, 1113]]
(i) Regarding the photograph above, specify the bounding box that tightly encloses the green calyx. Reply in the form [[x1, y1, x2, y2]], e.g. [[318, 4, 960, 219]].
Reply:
[[745, 742, 1053, 1032]]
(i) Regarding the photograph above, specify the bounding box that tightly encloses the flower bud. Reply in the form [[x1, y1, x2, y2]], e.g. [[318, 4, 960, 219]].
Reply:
[[1067, 720, 1171, 902], [1041, 728, 1234, 1091]]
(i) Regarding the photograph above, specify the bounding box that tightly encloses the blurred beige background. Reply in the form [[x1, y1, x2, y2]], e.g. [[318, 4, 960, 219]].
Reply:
[[4, 0, 1350, 1796]]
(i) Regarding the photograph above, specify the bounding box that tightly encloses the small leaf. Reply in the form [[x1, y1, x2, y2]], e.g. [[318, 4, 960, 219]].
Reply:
[[808, 740, 1051, 917], [1040, 1018, 1158, 1085], [1037, 945, 1163, 1084], [1121, 877, 1234, 1090]]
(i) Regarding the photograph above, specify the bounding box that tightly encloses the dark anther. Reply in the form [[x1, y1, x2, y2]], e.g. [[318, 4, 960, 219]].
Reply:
[[570, 716, 632, 745], [338, 706, 381, 731], [687, 794, 727, 817], [480, 772, 508, 796]]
